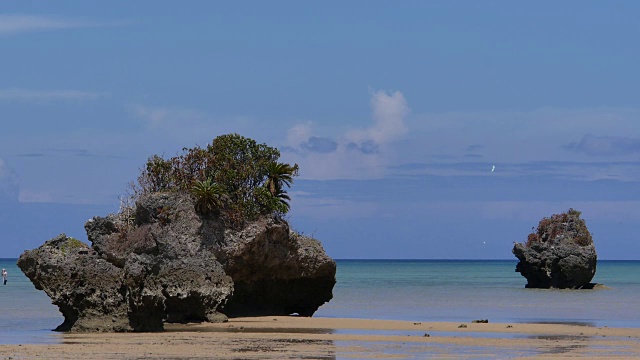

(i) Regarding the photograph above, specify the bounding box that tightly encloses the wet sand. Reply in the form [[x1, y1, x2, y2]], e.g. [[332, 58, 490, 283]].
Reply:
[[2, 316, 640, 359]]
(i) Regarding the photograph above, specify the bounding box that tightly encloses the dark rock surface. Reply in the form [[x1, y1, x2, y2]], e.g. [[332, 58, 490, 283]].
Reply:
[[512, 209, 597, 289], [18, 192, 336, 332], [206, 218, 336, 317]]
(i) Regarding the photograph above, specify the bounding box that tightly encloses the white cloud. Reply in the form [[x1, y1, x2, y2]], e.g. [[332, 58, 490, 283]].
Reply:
[[0, 14, 113, 35], [346, 90, 409, 145], [0, 88, 106, 103], [282, 90, 410, 180], [281, 101, 640, 183], [286, 122, 313, 148]]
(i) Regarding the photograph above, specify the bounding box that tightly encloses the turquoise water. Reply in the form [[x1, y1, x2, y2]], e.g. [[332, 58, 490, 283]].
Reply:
[[1, 258, 639, 344], [0, 258, 64, 344], [315, 260, 640, 328]]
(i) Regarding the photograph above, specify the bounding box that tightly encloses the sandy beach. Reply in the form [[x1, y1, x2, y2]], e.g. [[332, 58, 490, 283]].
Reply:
[[2, 316, 640, 359]]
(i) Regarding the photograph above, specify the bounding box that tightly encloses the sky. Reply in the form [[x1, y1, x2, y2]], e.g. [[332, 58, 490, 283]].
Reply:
[[1, 1, 640, 259]]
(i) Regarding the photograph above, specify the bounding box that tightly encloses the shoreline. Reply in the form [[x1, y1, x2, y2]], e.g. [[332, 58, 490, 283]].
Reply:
[[2, 316, 640, 359]]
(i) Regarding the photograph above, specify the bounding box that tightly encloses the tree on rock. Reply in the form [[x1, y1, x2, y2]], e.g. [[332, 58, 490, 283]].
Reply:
[[17, 133, 336, 333], [512, 208, 597, 289], [133, 133, 298, 227]]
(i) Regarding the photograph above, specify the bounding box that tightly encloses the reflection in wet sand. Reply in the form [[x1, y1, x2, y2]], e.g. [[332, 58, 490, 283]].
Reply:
[[230, 338, 336, 360], [59, 334, 338, 359], [169, 325, 335, 335], [528, 320, 597, 327], [532, 334, 590, 355]]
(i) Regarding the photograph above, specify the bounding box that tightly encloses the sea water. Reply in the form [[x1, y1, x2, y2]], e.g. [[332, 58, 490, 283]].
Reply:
[[315, 260, 640, 328], [1, 258, 639, 344], [0, 258, 63, 344]]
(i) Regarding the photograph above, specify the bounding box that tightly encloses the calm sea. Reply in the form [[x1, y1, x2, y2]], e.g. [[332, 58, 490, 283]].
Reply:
[[1, 258, 639, 344]]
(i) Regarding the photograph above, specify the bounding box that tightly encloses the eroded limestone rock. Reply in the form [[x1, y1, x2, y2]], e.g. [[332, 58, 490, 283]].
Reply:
[[18, 192, 335, 332], [17, 234, 130, 332], [512, 209, 597, 289], [207, 218, 336, 316]]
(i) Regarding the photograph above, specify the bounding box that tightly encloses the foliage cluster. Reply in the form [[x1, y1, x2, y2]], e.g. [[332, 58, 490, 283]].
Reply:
[[131, 133, 298, 226], [525, 208, 592, 247]]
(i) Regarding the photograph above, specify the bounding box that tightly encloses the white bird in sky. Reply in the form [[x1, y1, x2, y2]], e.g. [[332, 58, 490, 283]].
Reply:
[[491, 165, 495, 172]]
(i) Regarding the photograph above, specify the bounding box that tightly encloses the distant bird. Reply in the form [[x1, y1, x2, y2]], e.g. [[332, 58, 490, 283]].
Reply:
[[491, 165, 495, 172]]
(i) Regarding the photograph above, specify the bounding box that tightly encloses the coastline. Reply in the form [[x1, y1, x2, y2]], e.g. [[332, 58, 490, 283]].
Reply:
[[1, 316, 639, 359]]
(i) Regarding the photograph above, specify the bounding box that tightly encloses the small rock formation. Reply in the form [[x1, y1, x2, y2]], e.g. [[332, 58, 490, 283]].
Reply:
[[18, 192, 336, 332], [512, 208, 597, 289]]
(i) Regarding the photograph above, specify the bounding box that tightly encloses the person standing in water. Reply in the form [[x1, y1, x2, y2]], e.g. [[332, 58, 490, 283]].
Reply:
[[2, 269, 6, 285]]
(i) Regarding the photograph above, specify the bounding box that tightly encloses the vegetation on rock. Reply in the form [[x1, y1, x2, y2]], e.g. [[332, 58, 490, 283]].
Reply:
[[130, 133, 298, 226], [525, 208, 592, 247], [60, 236, 87, 255], [514, 208, 597, 289], [191, 178, 227, 216]]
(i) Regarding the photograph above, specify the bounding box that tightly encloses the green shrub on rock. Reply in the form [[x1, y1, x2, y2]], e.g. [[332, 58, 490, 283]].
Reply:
[[191, 178, 227, 216], [131, 133, 298, 226]]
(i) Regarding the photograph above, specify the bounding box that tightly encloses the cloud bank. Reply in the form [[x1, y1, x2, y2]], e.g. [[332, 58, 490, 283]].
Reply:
[[564, 135, 640, 156]]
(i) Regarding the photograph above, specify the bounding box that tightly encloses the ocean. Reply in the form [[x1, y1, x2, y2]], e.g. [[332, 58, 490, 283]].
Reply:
[[1, 258, 639, 345]]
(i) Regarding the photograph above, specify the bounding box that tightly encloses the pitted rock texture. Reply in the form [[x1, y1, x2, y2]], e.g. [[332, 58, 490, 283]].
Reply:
[[17, 234, 131, 332], [18, 192, 335, 332], [512, 209, 597, 289], [205, 218, 336, 316]]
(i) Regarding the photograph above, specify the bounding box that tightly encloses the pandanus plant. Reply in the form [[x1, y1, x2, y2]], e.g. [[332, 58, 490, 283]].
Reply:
[[191, 178, 227, 215]]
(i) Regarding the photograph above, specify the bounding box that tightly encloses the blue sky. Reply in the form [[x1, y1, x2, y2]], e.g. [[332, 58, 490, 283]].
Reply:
[[1, 1, 640, 259]]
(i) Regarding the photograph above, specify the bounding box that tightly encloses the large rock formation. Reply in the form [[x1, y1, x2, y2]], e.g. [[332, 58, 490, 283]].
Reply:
[[512, 208, 597, 289], [18, 192, 336, 332]]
